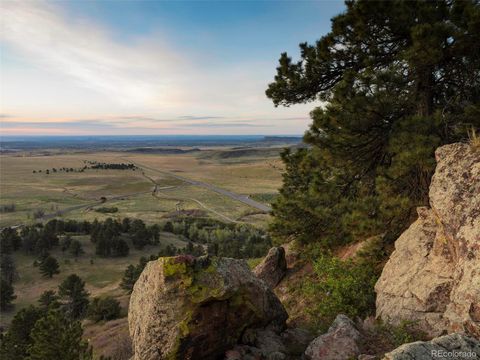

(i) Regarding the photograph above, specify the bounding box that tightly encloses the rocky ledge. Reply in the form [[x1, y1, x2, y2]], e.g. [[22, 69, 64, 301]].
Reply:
[[375, 143, 480, 337]]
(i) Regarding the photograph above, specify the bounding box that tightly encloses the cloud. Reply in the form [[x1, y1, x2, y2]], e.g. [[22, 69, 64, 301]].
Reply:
[[178, 121, 268, 128], [0, 119, 118, 129], [177, 116, 227, 120], [0, 1, 316, 135], [0, 1, 181, 107]]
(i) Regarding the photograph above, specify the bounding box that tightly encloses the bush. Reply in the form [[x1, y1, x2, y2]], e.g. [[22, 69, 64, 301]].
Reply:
[[33, 209, 45, 219], [303, 253, 378, 331], [87, 296, 121, 322]]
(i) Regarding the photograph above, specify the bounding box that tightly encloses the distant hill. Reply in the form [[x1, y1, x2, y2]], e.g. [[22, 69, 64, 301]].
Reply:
[[124, 147, 201, 154]]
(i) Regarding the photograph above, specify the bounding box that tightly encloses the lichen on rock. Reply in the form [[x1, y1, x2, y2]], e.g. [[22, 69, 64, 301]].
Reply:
[[128, 255, 288, 360]]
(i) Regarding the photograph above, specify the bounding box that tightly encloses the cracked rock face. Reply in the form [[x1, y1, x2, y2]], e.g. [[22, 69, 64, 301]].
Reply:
[[383, 333, 480, 359], [128, 255, 288, 360], [375, 143, 480, 337]]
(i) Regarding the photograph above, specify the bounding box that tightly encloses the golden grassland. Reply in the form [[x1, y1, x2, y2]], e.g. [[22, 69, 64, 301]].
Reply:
[[0, 150, 284, 227]]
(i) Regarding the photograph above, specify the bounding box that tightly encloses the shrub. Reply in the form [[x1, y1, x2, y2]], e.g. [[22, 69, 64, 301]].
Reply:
[[468, 126, 480, 152], [87, 296, 121, 322], [303, 253, 378, 331], [33, 209, 45, 219]]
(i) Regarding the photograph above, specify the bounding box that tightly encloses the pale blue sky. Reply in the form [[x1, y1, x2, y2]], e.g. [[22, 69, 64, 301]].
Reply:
[[0, 0, 345, 135]]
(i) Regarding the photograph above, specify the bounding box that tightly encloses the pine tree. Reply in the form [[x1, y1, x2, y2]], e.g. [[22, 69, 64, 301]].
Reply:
[[87, 296, 121, 322], [0, 306, 43, 359], [27, 309, 92, 360], [58, 274, 89, 319], [0, 254, 17, 285], [112, 238, 129, 257], [120, 265, 137, 293], [38, 290, 60, 310], [0, 227, 22, 254], [39, 255, 60, 278], [68, 240, 84, 258], [266, 0, 480, 246], [0, 278, 16, 310]]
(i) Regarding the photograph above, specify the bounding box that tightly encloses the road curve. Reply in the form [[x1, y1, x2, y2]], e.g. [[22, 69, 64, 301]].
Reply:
[[129, 160, 272, 213]]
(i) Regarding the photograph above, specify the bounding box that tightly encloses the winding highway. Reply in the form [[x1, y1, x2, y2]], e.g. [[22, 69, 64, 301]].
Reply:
[[127, 160, 272, 213]]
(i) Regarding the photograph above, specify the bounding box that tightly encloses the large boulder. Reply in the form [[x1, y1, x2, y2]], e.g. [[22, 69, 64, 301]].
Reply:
[[128, 255, 288, 360], [304, 314, 362, 360], [383, 333, 480, 359], [375, 143, 480, 337], [253, 247, 287, 288]]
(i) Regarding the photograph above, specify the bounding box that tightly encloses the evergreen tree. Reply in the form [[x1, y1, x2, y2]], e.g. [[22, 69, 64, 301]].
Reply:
[[120, 265, 137, 293], [0, 227, 22, 254], [87, 296, 121, 322], [148, 224, 161, 245], [58, 274, 89, 319], [39, 255, 60, 278], [0, 254, 17, 285], [38, 290, 60, 310], [112, 238, 129, 257], [68, 240, 84, 258], [0, 306, 43, 359], [61, 235, 73, 252], [163, 221, 174, 232], [266, 0, 480, 246], [0, 278, 16, 310], [121, 217, 131, 233], [27, 309, 92, 360]]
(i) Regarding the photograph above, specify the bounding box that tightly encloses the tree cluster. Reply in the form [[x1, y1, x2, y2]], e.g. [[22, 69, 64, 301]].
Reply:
[[168, 218, 272, 258]]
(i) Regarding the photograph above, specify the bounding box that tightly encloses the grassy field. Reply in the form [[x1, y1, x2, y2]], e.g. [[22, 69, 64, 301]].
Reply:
[[0, 149, 283, 228], [0, 231, 187, 328]]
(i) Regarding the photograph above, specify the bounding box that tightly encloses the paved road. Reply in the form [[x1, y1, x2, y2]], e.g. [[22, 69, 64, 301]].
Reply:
[[129, 160, 272, 213]]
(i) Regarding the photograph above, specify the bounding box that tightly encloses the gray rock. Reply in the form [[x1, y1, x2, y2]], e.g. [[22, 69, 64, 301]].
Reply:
[[304, 314, 362, 360], [253, 247, 287, 288], [383, 333, 480, 359]]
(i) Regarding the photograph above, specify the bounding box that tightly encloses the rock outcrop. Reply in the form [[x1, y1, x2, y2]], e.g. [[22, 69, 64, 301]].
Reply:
[[383, 333, 480, 359], [253, 246, 287, 288], [304, 314, 362, 360], [375, 143, 480, 337], [128, 255, 288, 360]]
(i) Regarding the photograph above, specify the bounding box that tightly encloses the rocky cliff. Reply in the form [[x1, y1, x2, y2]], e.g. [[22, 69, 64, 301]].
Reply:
[[375, 143, 480, 337]]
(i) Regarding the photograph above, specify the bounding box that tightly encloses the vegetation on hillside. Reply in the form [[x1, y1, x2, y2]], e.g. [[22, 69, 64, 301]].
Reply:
[[265, 0, 480, 332]]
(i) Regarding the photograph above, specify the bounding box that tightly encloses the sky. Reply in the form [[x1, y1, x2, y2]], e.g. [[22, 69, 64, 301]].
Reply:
[[0, 0, 345, 136]]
